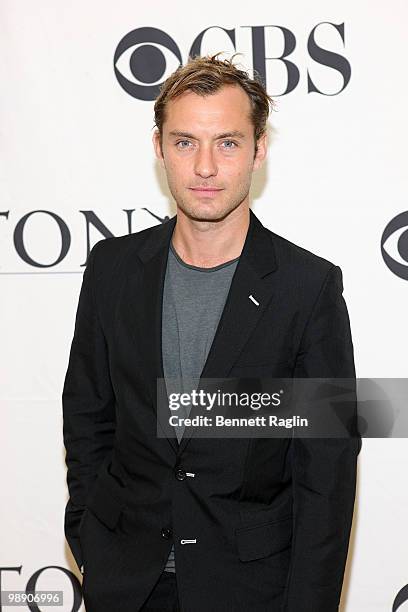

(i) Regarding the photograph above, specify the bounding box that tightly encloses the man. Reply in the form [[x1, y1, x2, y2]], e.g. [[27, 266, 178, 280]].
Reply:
[[63, 53, 361, 611]]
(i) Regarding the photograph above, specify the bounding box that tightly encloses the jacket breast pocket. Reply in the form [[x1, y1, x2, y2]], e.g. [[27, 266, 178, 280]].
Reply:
[[230, 360, 293, 378], [234, 515, 293, 562]]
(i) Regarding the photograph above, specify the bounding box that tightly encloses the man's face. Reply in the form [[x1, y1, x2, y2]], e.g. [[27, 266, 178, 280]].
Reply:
[[153, 84, 267, 222]]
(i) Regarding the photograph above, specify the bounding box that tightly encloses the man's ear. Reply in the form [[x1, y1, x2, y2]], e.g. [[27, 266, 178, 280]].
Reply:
[[152, 129, 165, 168], [253, 131, 267, 170]]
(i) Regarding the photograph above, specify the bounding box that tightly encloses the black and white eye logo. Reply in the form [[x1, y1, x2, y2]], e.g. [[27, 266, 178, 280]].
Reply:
[[114, 27, 182, 101], [393, 584, 408, 611], [381, 211, 408, 280]]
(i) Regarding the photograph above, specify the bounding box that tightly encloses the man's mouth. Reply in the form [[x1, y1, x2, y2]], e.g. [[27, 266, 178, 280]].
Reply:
[[189, 187, 224, 197]]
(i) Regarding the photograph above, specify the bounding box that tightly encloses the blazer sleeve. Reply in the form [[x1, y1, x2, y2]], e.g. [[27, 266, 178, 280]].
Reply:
[[62, 240, 116, 572], [282, 265, 362, 612]]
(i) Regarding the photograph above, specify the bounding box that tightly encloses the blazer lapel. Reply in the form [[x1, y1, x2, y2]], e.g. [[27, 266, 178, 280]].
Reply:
[[121, 215, 178, 454], [177, 209, 278, 454]]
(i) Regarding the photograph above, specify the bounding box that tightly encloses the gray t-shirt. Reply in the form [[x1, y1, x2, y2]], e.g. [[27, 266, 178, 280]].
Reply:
[[161, 238, 239, 573]]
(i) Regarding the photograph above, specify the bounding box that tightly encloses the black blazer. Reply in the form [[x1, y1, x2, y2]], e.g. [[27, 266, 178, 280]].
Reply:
[[63, 209, 361, 612]]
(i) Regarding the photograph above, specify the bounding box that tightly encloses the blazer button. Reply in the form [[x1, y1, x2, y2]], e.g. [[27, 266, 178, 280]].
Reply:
[[175, 468, 186, 481], [161, 527, 172, 539]]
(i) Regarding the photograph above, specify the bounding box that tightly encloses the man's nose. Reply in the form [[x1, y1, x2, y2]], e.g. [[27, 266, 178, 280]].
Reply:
[[194, 145, 218, 178]]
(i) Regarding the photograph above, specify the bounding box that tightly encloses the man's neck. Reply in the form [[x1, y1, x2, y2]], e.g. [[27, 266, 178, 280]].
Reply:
[[171, 205, 250, 269]]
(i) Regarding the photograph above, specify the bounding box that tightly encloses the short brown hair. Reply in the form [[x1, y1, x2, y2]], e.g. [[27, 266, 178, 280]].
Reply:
[[153, 53, 276, 150]]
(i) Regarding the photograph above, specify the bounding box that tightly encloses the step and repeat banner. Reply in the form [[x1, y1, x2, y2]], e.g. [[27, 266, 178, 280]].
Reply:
[[1, 1, 407, 610]]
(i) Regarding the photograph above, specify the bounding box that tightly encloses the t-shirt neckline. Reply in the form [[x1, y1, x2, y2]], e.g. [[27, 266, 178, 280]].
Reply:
[[169, 240, 240, 272]]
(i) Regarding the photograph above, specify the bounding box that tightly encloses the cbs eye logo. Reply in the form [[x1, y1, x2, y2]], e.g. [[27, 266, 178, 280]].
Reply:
[[113, 27, 182, 101], [381, 211, 408, 280], [393, 583, 408, 611]]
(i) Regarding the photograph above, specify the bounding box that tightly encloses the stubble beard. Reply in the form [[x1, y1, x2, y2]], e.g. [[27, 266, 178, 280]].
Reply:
[[167, 180, 252, 224]]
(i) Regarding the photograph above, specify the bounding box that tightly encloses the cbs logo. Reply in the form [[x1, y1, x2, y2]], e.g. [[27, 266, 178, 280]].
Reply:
[[381, 211, 408, 280], [113, 24, 352, 101]]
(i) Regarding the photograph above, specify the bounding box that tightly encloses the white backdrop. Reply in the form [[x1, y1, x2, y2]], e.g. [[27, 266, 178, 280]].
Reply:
[[1, 1, 407, 610]]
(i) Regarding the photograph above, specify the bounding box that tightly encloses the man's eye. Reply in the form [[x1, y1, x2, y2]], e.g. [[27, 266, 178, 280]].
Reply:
[[221, 140, 237, 149], [176, 140, 191, 149]]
